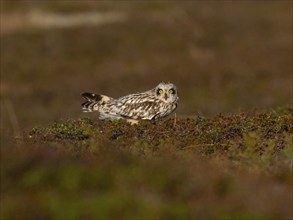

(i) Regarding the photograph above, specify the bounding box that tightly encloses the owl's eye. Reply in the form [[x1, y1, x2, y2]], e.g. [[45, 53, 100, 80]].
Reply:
[[168, 89, 175, 94], [157, 89, 163, 95]]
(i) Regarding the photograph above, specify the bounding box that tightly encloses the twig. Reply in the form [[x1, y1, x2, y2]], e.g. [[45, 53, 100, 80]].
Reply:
[[3, 98, 22, 144], [173, 113, 177, 127]]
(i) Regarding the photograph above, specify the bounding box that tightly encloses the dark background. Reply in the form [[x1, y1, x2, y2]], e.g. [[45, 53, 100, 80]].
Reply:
[[1, 1, 292, 134]]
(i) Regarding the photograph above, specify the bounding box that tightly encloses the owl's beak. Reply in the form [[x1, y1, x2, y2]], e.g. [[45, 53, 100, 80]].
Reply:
[[164, 93, 168, 100]]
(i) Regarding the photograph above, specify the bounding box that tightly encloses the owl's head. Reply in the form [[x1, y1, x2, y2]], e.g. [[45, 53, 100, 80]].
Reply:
[[154, 82, 178, 103]]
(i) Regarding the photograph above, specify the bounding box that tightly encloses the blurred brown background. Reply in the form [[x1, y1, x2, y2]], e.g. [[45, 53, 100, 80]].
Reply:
[[1, 1, 292, 136]]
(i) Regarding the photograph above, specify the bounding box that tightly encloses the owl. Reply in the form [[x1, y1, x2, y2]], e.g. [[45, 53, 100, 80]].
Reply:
[[81, 82, 179, 124]]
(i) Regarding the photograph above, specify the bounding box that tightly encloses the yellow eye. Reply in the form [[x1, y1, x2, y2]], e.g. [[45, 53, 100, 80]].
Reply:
[[168, 89, 174, 94], [156, 89, 164, 95]]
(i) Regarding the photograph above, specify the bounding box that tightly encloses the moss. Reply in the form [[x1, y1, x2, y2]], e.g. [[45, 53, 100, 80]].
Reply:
[[27, 107, 293, 167], [31, 118, 93, 141], [29, 126, 45, 136]]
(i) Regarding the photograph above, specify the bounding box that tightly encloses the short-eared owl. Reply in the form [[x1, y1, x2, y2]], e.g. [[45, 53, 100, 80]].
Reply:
[[81, 82, 178, 124]]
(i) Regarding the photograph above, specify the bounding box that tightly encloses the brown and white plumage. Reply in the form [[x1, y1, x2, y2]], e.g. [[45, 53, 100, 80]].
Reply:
[[81, 82, 179, 124]]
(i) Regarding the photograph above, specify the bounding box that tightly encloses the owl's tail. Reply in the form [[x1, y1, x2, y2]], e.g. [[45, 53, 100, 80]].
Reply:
[[81, 92, 112, 112]]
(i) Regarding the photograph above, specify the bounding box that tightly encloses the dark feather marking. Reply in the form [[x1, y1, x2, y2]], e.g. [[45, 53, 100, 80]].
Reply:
[[82, 92, 102, 102]]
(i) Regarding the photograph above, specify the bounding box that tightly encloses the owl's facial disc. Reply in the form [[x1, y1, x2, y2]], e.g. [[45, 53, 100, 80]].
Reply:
[[154, 82, 178, 103]]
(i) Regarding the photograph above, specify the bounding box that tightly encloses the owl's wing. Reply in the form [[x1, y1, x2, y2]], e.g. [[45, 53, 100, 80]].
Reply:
[[110, 93, 161, 120], [81, 92, 113, 112]]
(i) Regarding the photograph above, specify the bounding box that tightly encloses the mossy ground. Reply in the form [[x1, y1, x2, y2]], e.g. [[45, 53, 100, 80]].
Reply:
[[1, 107, 292, 219]]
